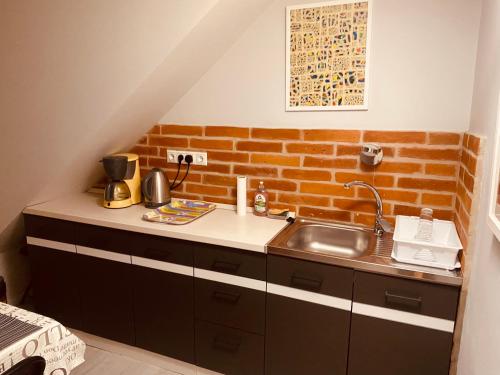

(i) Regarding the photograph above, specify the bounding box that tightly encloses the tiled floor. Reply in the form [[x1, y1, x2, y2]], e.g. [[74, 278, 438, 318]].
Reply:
[[72, 346, 178, 375]]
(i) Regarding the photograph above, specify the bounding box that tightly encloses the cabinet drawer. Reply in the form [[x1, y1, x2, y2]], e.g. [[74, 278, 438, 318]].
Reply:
[[24, 215, 76, 244], [267, 255, 353, 299], [195, 245, 265, 281], [195, 278, 265, 335], [75, 223, 193, 265], [195, 320, 264, 375], [353, 272, 460, 320]]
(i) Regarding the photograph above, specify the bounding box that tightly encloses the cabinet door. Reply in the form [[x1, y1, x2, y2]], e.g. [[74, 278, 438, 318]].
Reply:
[[28, 246, 82, 329], [265, 255, 353, 375], [76, 253, 135, 345], [348, 271, 460, 375], [195, 320, 264, 375], [133, 264, 194, 363]]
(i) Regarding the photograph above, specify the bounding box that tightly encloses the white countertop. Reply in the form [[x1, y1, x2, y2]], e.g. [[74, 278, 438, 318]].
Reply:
[[23, 193, 289, 253]]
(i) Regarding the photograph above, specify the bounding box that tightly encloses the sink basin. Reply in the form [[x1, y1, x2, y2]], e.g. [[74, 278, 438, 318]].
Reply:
[[281, 222, 377, 258]]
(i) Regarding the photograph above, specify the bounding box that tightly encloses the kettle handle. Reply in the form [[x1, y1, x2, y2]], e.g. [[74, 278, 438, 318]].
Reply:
[[142, 173, 154, 201]]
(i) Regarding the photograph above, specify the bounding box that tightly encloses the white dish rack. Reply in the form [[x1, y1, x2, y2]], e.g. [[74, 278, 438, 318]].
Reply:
[[392, 215, 463, 270]]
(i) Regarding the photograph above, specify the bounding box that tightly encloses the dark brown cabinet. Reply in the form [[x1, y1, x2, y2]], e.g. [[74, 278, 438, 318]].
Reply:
[[265, 255, 353, 375], [76, 254, 135, 345], [347, 271, 460, 375], [25, 214, 461, 375], [28, 246, 82, 329]]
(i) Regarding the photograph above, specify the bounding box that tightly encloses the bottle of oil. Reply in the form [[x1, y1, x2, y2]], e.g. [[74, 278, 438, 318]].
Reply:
[[253, 181, 269, 216]]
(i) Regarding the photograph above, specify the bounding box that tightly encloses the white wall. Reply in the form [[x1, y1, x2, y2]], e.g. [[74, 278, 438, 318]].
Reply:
[[0, 0, 270, 303], [457, 0, 500, 374], [163, 0, 481, 131]]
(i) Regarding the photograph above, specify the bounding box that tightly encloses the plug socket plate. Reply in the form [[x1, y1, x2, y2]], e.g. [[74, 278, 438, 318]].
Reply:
[[166, 150, 208, 166]]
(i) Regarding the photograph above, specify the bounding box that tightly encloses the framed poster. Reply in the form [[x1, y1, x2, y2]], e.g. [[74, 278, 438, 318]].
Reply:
[[487, 96, 500, 242], [286, 0, 372, 111]]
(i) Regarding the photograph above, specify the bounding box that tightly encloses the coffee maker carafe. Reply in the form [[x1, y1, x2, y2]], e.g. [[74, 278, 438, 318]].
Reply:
[[102, 153, 141, 208]]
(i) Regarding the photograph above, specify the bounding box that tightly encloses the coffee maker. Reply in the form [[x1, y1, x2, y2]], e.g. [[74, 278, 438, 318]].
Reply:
[[102, 153, 141, 208]]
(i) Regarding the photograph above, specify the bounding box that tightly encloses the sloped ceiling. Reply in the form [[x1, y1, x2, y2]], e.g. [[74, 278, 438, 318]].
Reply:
[[0, 0, 270, 302]]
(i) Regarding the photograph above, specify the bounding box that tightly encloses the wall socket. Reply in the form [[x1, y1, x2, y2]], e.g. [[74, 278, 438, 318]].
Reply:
[[166, 150, 208, 166]]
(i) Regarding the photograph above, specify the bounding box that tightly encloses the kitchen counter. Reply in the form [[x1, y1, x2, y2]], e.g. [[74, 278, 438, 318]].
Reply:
[[23, 192, 289, 253]]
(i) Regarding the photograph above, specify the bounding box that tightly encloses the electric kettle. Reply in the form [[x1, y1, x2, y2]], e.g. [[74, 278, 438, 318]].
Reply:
[[142, 168, 171, 208]]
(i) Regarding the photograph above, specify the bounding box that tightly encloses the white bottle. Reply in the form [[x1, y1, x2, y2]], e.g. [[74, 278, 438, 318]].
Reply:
[[414, 208, 434, 242]]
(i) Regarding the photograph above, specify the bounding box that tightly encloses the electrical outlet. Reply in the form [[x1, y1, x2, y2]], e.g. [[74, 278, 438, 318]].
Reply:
[[166, 150, 208, 166]]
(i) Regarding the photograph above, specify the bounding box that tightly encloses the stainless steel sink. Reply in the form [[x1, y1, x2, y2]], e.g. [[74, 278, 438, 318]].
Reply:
[[267, 218, 462, 287], [286, 223, 375, 258]]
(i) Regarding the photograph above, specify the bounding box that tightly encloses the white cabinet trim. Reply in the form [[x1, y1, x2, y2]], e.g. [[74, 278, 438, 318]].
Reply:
[[26, 236, 76, 253], [352, 302, 455, 333], [76, 245, 131, 264], [132, 256, 193, 276], [194, 268, 266, 291], [267, 283, 352, 311]]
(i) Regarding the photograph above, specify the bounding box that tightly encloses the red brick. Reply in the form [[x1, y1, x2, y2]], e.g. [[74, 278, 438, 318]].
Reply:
[[190, 138, 233, 150], [358, 188, 418, 204], [204, 196, 237, 205], [251, 128, 301, 140], [428, 132, 461, 145], [207, 151, 249, 163], [333, 199, 391, 214], [398, 147, 460, 161], [233, 165, 278, 177], [161, 124, 203, 136], [303, 157, 357, 169], [190, 164, 231, 174], [185, 183, 228, 196], [304, 130, 361, 142], [363, 131, 426, 144], [286, 143, 334, 155], [300, 182, 355, 197], [421, 193, 454, 207], [251, 154, 300, 166], [149, 135, 188, 148], [299, 207, 351, 222], [425, 163, 457, 177], [375, 162, 422, 174], [237, 141, 282, 152], [398, 178, 456, 192], [205, 126, 249, 138], [249, 179, 297, 192], [203, 175, 236, 187], [278, 194, 330, 206], [282, 169, 331, 181], [130, 145, 158, 156], [393, 205, 453, 220]]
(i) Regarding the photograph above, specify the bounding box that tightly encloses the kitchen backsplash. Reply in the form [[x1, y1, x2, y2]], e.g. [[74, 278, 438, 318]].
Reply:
[[132, 125, 466, 228]]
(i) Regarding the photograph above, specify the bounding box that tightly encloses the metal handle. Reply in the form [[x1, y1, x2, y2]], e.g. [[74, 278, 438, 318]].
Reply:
[[142, 173, 154, 201], [212, 290, 241, 305], [213, 335, 241, 354], [143, 248, 171, 262], [385, 291, 422, 310], [212, 260, 240, 275], [290, 273, 323, 292]]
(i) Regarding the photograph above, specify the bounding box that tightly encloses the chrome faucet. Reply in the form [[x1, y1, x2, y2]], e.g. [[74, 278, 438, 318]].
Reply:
[[344, 180, 394, 237]]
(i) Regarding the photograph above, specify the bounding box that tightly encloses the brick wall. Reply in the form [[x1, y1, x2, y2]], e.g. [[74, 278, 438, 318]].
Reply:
[[453, 133, 483, 254], [132, 124, 463, 227]]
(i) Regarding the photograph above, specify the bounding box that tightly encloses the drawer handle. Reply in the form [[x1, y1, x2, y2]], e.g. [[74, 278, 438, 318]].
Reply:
[[290, 273, 323, 292], [385, 291, 422, 310], [212, 260, 240, 275], [212, 290, 241, 305], [144, 248, 171, 261], [213, 335, 241, 354]]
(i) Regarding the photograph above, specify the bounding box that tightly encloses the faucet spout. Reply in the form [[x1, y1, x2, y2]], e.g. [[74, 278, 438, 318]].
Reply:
[[343, 180, 393, 236]]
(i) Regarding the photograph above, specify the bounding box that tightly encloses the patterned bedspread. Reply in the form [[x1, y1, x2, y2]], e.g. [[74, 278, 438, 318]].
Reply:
[[0, 303, 86, 374]]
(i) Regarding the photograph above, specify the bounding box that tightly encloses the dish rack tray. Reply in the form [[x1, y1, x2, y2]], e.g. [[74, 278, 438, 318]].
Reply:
[[392, 215, 463, 270]]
